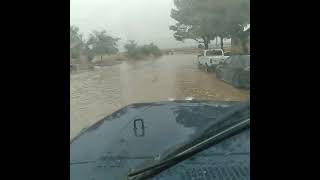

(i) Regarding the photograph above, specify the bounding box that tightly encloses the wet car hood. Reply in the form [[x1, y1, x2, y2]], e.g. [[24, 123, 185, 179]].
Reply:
[[70, 101, 247, 180]]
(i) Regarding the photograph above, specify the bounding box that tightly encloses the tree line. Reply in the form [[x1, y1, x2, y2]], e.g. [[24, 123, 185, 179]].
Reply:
[[70, 26, 162, 61], [70, 26, 120, 61], [124, 40, 162, 59], [170, 0, 249, 53]]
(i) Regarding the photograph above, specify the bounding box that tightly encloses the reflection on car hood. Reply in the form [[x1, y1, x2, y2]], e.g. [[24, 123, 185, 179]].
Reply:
[[70, 100, 245, 180]]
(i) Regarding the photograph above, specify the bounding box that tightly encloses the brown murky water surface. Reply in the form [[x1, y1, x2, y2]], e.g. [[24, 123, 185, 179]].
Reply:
[[70, 54, 249, 139]]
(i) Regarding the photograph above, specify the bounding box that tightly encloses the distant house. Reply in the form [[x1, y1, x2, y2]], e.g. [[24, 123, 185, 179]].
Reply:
[[231, 26, 250, 55]]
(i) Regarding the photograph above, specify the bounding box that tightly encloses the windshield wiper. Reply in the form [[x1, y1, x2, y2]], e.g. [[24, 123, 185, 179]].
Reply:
[[127, 109, 250, 180]]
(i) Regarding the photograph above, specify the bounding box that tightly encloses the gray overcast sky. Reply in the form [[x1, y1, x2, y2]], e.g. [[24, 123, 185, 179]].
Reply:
[[70, 0, 197, 50]]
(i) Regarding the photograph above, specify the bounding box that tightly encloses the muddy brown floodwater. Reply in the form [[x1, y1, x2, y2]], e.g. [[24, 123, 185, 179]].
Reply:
[[70, 54, 249, 139]]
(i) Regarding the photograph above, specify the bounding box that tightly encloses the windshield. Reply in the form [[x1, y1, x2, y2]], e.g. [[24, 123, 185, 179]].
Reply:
[[127, 102, 249, 179], [71, 0, 250, 179], [206, 50, 223, 56]]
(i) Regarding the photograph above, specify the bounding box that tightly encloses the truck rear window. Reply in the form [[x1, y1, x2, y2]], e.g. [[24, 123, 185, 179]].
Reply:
[[206, 50, 222, 56]]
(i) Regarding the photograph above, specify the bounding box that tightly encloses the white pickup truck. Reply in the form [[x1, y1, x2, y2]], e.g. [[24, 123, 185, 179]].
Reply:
[[198, 49, 230, 72]]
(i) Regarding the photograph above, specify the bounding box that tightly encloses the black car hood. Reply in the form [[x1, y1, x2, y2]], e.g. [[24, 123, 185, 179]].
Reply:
[[70, 101, 248, 180]]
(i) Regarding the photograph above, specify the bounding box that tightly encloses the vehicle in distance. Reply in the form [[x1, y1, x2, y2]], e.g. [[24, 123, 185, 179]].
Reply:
[[198, 49, 230, 72], [70, 101, 250, 180], [216, 55, 250, 89]]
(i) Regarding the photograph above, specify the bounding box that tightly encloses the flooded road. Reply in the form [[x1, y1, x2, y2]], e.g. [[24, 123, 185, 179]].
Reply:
[[70, 54, 249, 139]]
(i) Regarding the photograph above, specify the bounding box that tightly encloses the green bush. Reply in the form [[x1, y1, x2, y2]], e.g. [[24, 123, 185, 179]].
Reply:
[[124, 41, 162, 59]]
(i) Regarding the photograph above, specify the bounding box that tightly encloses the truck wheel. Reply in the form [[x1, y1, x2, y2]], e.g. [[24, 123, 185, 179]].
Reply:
[[205, 64, 209, 72]]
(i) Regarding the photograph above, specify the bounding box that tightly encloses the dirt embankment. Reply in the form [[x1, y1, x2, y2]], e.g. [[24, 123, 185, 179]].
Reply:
[[91, 53, 164, 67], [71, 54, 127, 71], [92, 53, 127, 66]]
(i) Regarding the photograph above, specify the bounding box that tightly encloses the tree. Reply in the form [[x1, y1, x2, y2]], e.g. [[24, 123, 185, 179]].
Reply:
[[170, 1, 217, 49], [215, 0, 249, 51], [70, 25, 84, 58], [86, 30, 120, 61], [70, 25, 83, 44], [170, 0, 249, 50], [124, 41, 162, 59], [124, 40, 138, 57]]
